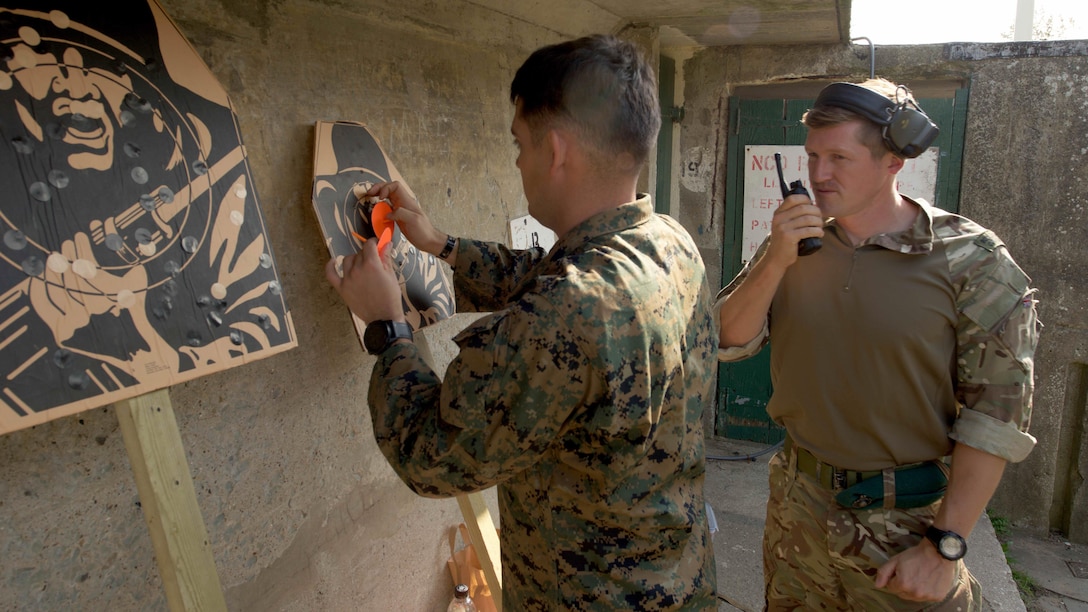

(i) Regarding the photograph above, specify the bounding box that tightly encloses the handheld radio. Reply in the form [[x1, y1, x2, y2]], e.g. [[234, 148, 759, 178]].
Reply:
[[774, 152, 821, 257]]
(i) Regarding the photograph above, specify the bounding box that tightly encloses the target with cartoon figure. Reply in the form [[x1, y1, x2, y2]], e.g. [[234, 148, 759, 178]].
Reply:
[[311, 120, 454, 338], [0, 1, 297, 435]]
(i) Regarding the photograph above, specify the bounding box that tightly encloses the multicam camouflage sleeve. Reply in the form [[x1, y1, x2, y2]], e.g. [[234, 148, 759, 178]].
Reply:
[[714, 237, 771, 362], [950, 236, 1041, 463]]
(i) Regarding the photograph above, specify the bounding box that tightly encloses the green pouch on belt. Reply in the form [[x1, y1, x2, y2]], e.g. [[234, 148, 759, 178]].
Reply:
[[834, 462, 948, 510]]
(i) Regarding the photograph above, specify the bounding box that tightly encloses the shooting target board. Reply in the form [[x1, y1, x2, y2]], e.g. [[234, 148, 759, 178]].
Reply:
[[0, 1, 297, 434], [312, 120, 455, 340]]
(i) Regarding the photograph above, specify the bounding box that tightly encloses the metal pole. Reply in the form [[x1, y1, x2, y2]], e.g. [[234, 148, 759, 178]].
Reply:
[[1014, 0, 1035, 41], [851, 37, 875, 79]]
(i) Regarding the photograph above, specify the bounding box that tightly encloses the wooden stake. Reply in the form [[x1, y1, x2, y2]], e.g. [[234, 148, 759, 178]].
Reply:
[[456, 492, 503, 611], [116, 388, 227, 612]]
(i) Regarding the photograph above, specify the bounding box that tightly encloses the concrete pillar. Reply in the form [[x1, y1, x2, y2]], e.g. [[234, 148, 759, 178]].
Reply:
[[615, 25, 661, 201]]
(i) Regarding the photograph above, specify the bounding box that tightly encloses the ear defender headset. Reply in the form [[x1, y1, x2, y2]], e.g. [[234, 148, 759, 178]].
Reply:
[[813, 82, 939, 158]]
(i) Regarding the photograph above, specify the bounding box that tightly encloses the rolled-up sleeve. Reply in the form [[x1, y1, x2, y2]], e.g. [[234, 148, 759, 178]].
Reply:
[[717, 312, 768, 362], [714, 249, 770, 362], [950, 248, 1040, 463]]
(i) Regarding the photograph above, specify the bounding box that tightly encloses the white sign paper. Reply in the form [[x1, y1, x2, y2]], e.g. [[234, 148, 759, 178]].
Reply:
[[741, 145, 939, 264], [510, 215, 556, 251]]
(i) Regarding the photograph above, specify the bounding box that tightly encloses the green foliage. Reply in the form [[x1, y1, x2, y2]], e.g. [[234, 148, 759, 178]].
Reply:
[[1012, 569, 1038, 604], [987, 512, 1039, 602], [1000, 9, 1077, 40]]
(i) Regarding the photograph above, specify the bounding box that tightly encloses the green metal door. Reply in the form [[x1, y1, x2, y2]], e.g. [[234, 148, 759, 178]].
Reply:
[[656, 55, 682, 215], [716, 90, 969, 443]]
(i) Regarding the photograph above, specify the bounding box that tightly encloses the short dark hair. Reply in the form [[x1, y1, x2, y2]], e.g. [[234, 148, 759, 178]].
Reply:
[[510, 35, 660, 170]]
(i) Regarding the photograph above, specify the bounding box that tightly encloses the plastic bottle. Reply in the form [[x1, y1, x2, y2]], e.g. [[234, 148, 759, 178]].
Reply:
[[447, 583, 477, 612]]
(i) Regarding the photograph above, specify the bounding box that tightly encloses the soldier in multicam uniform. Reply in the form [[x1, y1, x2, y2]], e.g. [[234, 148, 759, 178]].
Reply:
[[327, 35, 719, 610], [717, 78, 1040, 610]]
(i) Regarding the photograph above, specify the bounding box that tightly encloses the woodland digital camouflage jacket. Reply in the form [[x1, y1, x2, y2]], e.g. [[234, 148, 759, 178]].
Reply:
[[368, 196, 719, 610]]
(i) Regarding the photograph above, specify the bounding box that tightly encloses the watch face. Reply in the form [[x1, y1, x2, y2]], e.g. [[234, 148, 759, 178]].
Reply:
[[939, 535, 965, 559], [363, 321, 389, 354], [926, 526, 967, 560], [363, 320, 411, 354]]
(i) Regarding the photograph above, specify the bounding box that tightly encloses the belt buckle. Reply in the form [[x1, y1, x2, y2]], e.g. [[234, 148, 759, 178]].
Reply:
[[832, 467, 848, 490]]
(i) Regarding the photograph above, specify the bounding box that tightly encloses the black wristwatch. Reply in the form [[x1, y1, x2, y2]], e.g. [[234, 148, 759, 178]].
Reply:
[[362, 320, 413, 355], [925, 526, 967, 561]]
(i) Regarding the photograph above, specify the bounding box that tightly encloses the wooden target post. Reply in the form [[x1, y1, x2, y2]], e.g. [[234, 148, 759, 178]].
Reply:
[[116, 389, 227, 612], [456, 492, 503, 611]]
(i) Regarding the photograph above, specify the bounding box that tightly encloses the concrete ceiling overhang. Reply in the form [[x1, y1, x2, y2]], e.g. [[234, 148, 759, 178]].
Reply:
[[463, 0, 852, 48]]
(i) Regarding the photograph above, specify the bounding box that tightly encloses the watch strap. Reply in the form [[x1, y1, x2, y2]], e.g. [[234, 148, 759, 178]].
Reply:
[[388, 320, 413, 343], [364, 320, 413, 355], [925, 525, 967, 560], [438, 234, 456, 259]]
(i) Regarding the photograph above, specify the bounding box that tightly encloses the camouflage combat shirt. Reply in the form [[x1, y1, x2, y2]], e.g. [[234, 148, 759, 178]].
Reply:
[[717, 197, 1039, 469], [369, 195, 719, 610]]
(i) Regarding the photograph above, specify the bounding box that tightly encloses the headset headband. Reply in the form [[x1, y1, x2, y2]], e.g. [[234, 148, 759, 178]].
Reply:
[[814, 82, 897, 125], [812, 82, 940, 158]]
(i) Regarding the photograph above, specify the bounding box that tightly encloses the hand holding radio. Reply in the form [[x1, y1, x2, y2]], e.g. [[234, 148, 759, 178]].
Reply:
[[774, 152, 822, 257]]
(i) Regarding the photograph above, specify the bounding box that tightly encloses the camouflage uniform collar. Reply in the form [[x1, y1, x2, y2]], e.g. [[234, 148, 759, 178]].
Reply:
[[827, 195, 935, 255], [550, 193, 654, 255]]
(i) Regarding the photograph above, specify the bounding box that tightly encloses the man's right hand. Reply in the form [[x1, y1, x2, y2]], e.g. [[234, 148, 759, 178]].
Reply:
[[364, 181, 448, 257], [766, 193, 824, 268], [718, 192, 824, 350]]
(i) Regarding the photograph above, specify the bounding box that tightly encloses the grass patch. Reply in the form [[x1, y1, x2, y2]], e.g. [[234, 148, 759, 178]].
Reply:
[[988, 511, 1040, 604], [1012, 569, 1037, 598]]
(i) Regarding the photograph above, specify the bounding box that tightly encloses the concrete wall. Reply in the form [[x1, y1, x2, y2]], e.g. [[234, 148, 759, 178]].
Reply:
[[0, 1, 613, 610], [675, 40, 1088, 540], [3, 3, 1085, 610]]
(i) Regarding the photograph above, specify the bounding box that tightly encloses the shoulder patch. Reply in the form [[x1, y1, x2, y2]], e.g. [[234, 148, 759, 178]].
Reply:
[[973, 231, 1002, 252]]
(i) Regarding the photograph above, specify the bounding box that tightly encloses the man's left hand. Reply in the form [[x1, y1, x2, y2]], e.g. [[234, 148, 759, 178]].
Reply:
[[874, 540, 957, 602], [325, 239, 404, 325]]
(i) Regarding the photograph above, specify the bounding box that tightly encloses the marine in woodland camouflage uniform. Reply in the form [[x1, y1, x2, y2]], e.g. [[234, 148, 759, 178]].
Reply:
[[375, 199, 718, 610], [716, 79, 1040, 610], [327, 35, 719, 610]]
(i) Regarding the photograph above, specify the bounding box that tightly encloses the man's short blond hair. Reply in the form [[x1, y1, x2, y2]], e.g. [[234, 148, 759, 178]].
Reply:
[[802, 78, 918, 159]]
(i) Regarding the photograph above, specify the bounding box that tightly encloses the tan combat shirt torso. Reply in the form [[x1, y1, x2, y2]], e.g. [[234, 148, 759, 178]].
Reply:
[[718, 198, 1039, 470]]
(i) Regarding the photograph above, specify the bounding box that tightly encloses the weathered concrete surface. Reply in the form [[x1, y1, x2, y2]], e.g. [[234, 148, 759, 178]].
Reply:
[[677, 40, 1088, 542], [958, 51, 1088, 544], [2, 2, 1085, 611], [0, 1, 607, 610]]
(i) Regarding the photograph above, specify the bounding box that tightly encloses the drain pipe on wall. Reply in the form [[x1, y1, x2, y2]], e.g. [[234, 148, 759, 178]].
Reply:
[[851, 36, 875, 79]]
